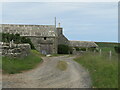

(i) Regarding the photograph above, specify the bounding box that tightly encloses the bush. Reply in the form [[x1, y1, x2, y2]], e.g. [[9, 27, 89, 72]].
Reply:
[[21, 36, 35, 49], [114, 46, 120, 53], [74, 47, 80, 51], [58, 44, 72, 54], [2, 33, 35, 50]]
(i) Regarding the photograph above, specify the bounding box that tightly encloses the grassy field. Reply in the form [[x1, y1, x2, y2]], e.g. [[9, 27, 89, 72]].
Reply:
[[2, 50, 43, 74], [74, 42, 118, 88], [95, 42, 119, 48]]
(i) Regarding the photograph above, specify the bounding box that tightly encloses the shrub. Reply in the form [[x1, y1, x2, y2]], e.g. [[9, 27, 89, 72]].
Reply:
[[74, 47, 80, 51], [58, 44, 72, 54], [2, 33, 35, 50], [21, 36, 35, 49], [114, 46, 120, 53]]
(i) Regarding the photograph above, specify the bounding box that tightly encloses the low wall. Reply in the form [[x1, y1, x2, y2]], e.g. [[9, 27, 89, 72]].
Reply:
[[0, 42, 31, 58]]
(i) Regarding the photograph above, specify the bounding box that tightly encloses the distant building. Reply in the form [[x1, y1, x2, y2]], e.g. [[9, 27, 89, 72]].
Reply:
[[0, 22, 98, 54], [70, 41, 98, 48], [0, 23, 69, 54]]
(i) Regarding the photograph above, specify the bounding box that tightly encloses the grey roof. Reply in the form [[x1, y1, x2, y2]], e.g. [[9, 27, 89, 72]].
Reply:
[[1, 24, 57, 37], [70, 41, 98, 48]]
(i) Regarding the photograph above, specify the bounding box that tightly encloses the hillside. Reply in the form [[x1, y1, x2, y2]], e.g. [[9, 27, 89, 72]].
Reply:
[[95, 42, 119, 48]]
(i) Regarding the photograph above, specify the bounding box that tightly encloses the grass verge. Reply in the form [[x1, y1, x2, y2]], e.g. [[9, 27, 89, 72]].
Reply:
[[57, 61, 68, 71], [2, 50, 43, 74], [74, 52, 118, 88]]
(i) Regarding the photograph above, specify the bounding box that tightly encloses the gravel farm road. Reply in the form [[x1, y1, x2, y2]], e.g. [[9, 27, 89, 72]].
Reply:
[[2, 55, 91, 88]]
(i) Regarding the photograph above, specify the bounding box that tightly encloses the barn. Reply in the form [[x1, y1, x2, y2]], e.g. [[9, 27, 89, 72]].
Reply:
[[0, 23, 98, 54]]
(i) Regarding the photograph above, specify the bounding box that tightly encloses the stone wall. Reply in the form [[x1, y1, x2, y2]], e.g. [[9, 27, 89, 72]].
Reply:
[[27, 36, 57, 54], [1, 24, 58, 54], [57, 27, 69, 45], [58, 34, 69, 45], [0, 42, 31, 58]]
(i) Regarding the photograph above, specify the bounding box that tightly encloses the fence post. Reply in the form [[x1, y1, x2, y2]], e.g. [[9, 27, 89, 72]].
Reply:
[[99, 49, 101, 55], [109, 50, 112, 60]]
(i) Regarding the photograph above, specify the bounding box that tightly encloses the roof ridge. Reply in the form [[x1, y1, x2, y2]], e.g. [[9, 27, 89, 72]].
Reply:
[[70, 40, 95, 42], [1, 24, 55, 26]]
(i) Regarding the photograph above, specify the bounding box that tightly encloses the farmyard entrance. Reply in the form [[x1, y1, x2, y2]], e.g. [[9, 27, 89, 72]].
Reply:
[[40, 44, 53, 55]]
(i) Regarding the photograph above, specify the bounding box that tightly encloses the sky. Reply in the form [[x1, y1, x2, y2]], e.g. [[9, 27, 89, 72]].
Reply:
[[0, 2, 118, 42]]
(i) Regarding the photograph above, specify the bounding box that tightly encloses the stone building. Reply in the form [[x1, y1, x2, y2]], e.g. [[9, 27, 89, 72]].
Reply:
[[70, 41, 98, 48], [0, 23, 69, 54], [0, 23, 98, 55]]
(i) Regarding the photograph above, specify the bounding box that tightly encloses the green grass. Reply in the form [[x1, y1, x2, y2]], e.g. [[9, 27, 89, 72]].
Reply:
[[95, 42, 119, 48], [75, 42, 119, 88], [31, 50, 45, 57], [74, 51, 118, 88], [2, 50, 43, 74], [57, 61, 68, 71]]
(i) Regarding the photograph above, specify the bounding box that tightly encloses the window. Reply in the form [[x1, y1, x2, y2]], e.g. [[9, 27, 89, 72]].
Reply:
[[44, 37, 47, 40]]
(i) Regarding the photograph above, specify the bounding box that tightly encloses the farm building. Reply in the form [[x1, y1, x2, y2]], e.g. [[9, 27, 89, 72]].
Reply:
[[70, 41, 98, 48], [0, 23, 98, 54]]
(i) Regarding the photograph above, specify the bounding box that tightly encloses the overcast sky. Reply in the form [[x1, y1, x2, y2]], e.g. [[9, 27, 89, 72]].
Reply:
[[1, 2, 118, 42]]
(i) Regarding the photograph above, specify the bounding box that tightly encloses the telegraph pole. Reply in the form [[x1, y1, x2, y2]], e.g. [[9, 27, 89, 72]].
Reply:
[[55, 17, 56, 28]]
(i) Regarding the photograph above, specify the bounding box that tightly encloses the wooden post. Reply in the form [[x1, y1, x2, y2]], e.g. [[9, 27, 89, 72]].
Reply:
[[109, 50, 112, 60], [99, 49, 101, 55]]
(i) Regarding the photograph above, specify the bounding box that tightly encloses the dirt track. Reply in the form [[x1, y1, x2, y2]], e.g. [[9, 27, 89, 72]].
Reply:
[[2, 55, 91, 88]]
